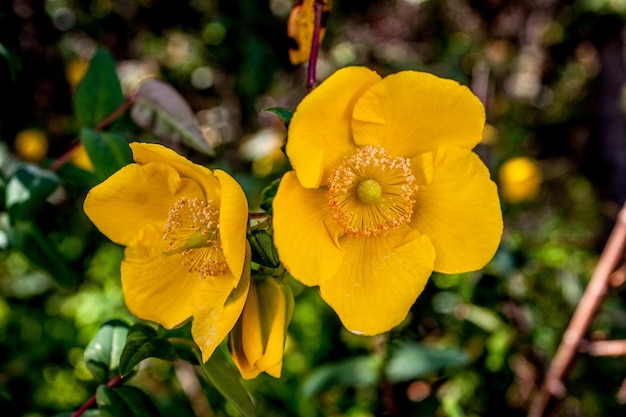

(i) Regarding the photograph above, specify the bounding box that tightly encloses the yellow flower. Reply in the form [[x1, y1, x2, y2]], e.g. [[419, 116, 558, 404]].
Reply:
[[229, 277, 294, 379], [14, 128, 48, 162], [69, 144, 94, 172], [498, 156, 542, 203], [83, 143, 250, 362], [273, 67, 503, 335]]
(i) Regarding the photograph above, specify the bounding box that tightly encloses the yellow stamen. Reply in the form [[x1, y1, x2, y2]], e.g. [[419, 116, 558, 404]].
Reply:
[[163, 197, 229, 278], [327, 145, 417, 237]]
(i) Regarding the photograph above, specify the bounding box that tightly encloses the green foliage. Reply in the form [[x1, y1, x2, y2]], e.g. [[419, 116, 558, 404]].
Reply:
[[84, 320, 129, 383], [96, 385, 162, 417], [119, 324, 178, 377], [81, 128, 132, 181]]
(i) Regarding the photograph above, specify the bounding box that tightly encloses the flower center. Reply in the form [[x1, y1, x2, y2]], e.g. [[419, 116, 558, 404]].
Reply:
[[162, 197, 229, 278], [327, 145, 417, 237]]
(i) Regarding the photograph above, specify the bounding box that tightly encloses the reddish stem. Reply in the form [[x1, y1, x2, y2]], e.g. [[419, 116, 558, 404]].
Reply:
[[71, 374, 123, 417], [306, 0, 325, 91]]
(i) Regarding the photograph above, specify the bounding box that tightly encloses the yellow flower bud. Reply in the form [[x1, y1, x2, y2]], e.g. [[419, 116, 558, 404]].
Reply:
[[498, 156, 542, 203], [229, 277, 294, 379], [14, 128, 48, 162]]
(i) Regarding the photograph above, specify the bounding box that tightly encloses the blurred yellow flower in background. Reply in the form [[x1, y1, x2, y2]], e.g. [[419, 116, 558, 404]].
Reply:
[[69, 144, 94, 172], [229, 277, 294, 379], [273, 67, 503, 335], [14, 128, 48, 162], [499, 156, 542, 203], [84, 142, 250, 361]]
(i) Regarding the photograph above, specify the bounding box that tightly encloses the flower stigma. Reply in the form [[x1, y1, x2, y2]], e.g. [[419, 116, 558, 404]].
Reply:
[[163, 197, 229, 278], [327, 145, 417, 237]]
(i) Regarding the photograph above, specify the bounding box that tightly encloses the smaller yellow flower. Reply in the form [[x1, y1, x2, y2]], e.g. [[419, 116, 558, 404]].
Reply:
[[84, 143, 250, 362], [499, 156, 542, 203], [229, 277, 294, 379], [14, 128, 48, 162]]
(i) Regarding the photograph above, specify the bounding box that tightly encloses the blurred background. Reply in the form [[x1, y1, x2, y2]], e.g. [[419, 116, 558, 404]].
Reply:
[[2, 0, 626, 416]]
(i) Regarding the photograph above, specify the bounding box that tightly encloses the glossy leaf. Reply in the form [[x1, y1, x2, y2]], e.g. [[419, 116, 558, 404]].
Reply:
[[263, 107, 293, 127], [301, 355, 381, 397], [80, 128, 132, 181], [385, 341, 470, 383], [119, 324, 178, 376], [5, 163, 60, 220], [74, 48, 125, 128], [96, 385, 161, 417], [201, 351, 256, 417], [259, 177, 281, 214], [130, 79, 214, 155], [2, 216, 77, 288], [84, 320, 130, 383]]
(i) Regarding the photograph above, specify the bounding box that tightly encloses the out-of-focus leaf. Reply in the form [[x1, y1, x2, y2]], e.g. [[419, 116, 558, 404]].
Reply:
[[119, 324, 178, 377], [53, 411, 101, 417], [74, 48, 125, 128], [201, 351, 256, 417], [263, 107, 293, 127], [96, 385, 161, 417], [385, 342, 469, 383], [5, 164, 60, 220], [259, 177, 281, 214], [0, 42, 21, 79], [131, 79, 214, 155], [81, 128, 132, 181], [2, 216, 78, 287], [84, 320, 129, 384], [301, 355, 381, 397]]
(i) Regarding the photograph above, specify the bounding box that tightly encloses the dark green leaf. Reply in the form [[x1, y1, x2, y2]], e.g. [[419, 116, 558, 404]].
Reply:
[[248, 229, 280, 268], [130, 79, 214, 155], [201, 351, 256, 417], [259, 177, 281, 214], [84, 320, 129, 383], [5, 164, 60, 220], [81, 128, 132, 181], [263, 107, 293, 127], [0, 42, 21, 79], [385, 342, 470, 383], [301, 356, 381, 397], [2, 217, 78, 288], [53, 411, 101, 417], [96, 385, 161, 417], [74, 48, 125, 128], [119, 324, 178, 377]]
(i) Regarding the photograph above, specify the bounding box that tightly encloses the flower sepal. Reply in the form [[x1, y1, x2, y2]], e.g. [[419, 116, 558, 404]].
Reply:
[[248, 229, 281, 269], [229, 275, 294, 379]]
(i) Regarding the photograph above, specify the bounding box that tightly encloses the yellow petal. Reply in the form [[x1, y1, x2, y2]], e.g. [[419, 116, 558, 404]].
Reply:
[[411, 147, 503, 273], [273, 171, 344, 287], [214, 169, 249, 283], [320, 228, 435, 335], [286, 67, 381, 188], [84, 162, 204, 246], [352, 71, 485, 158], [120, 224, 198, 328], [192, 245, 252, 363], [130, 142, 221, 201]]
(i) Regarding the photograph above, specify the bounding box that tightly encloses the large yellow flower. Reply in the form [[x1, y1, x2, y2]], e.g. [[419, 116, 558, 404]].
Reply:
[[84, 143, 250, 362], [273, 67, 503, 335]]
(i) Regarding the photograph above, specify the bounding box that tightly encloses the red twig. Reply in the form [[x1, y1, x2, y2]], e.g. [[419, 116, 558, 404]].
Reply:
[[71, 374, 123, 417], [306, 0, 325, 91], [528, 204, 626, 417]]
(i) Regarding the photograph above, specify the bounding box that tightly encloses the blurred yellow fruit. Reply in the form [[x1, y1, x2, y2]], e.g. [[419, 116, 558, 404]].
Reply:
[[14, 128, 49, 162], [498, 156, 542, 203]]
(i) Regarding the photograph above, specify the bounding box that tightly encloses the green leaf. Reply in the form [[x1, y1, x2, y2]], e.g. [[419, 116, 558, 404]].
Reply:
[[301, 355, 381, 397], [96, 385, 161, 417], [84, 320, 130, 383], [119, 324, 178, 376], [0, 42, 21, 80], [259, 177, 281, 214], [385, 342, 470, 383], [201, 351, 256, 417], [130, 79, 214, 155], [5, 163, 60, 220], [248, 229, 280, 268], [2, 216, 78, 288], [81, 128, 132, 181], [74, 48, 125, 128], [263, 107, 293, 127]]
